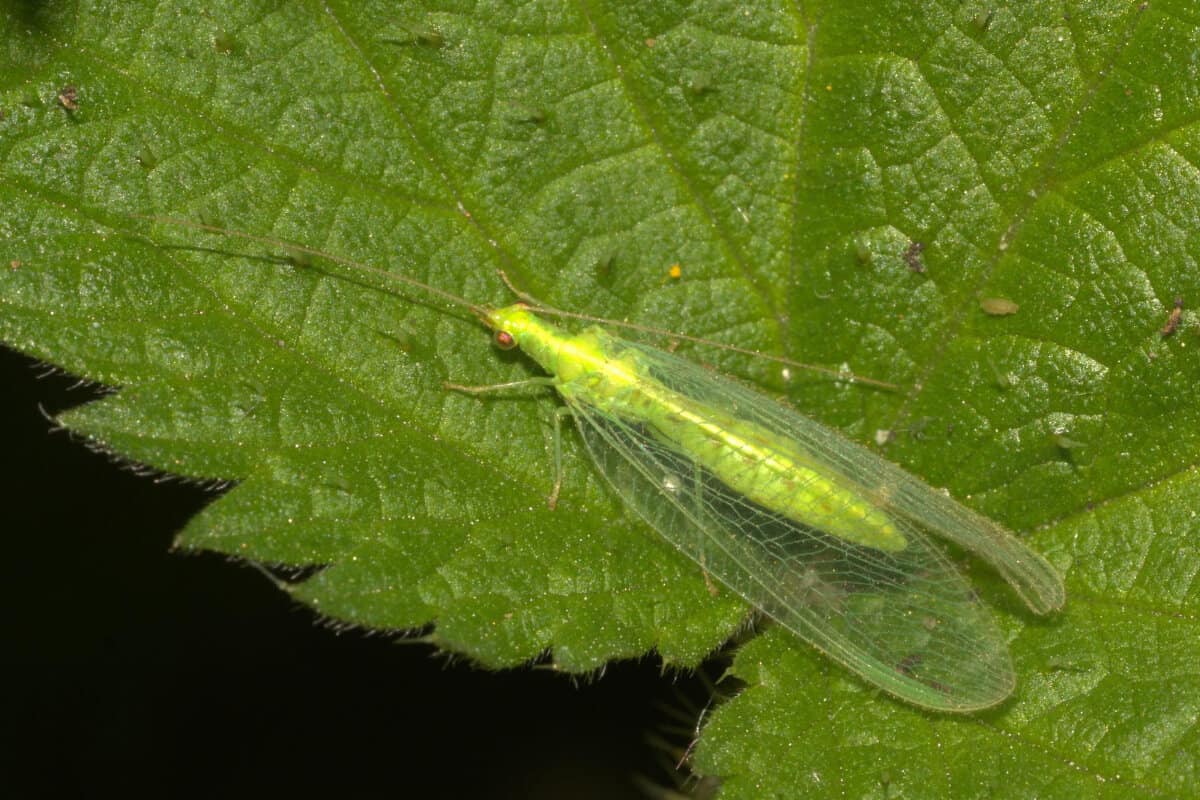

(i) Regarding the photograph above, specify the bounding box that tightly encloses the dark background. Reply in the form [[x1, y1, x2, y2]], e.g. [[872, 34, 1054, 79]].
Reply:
[[3, 345, 720, 799]]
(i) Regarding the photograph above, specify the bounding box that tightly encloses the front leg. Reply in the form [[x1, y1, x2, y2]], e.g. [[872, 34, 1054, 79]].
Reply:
[[445, 377, 566, 508], [443, 377, 558, 394]]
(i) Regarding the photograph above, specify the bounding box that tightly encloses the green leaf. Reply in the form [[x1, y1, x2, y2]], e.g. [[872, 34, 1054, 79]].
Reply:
[[2, 1, 1197, 796]]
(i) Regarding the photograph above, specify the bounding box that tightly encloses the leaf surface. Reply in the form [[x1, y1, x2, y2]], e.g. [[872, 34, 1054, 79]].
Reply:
[[2, 2, 1197, 796]]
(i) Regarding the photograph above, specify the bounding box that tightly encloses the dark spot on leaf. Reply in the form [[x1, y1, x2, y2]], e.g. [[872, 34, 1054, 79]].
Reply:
[[1161, 296, 1183, 337], [57, 85, 79, 112], [903, 240, 925, 272]]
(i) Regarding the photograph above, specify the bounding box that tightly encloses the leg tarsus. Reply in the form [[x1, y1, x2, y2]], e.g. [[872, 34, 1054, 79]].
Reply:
[[444, 377, 568, 509], [546, 407, 571, 510], [444, 377, 556, 395]]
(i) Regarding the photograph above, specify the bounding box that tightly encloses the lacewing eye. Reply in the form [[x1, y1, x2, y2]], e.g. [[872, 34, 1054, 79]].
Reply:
[[494, 330, 517, 350]]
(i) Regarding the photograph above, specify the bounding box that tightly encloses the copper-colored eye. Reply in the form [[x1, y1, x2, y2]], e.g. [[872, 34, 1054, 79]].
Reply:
[[494, 330, 517, 350]]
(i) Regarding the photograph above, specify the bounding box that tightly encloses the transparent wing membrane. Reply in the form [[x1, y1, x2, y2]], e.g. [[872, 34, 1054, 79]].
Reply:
[[560, 334, 1064, 711], [615, 336, 1063, 614]]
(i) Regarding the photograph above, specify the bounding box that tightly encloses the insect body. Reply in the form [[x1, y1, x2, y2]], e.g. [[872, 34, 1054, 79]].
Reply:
[[139, 217, 1065, 712], [482, 303, 1064, 712], [492, 307, 904, 551]]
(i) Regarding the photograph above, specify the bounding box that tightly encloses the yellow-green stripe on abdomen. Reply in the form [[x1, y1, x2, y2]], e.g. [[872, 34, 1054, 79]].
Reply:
[[544, 325, 906, 553], [630, 386, 906, 553]]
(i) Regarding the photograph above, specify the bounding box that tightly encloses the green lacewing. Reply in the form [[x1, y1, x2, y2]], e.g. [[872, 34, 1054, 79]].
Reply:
[[136, 216, 1064, 712]]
